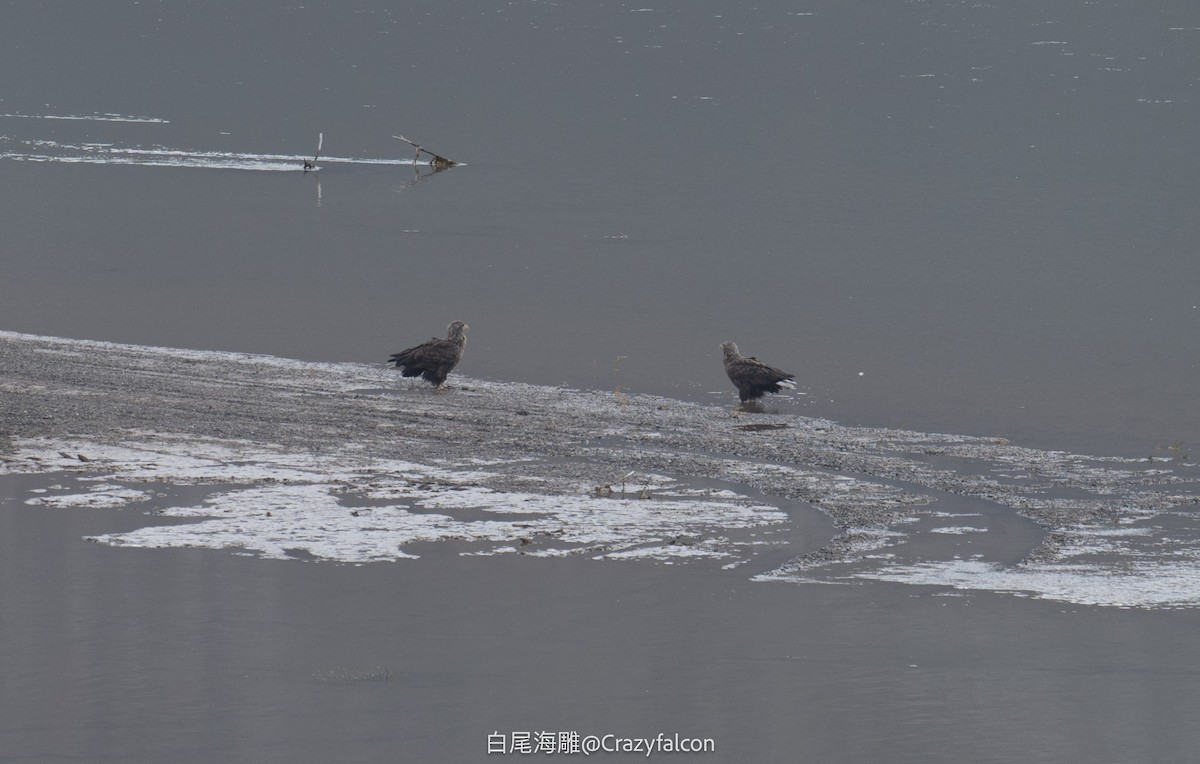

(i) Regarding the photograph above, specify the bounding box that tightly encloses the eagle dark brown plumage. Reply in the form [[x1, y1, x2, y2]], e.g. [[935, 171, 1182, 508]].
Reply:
[[721, 341, 795, 403], [388, 321, 468, 390]]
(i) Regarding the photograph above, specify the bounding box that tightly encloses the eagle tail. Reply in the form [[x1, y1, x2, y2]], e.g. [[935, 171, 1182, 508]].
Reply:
[[388, 350, 421, 373]]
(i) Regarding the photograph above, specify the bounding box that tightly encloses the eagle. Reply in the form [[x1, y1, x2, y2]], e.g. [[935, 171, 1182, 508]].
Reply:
[[721, 341, 796, 404], [388, 321, 468, 391]]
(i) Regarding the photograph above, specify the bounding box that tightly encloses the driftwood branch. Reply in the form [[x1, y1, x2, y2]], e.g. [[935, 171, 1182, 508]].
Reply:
[[392, 134, 458, 169], [303, 132, 322, 172]]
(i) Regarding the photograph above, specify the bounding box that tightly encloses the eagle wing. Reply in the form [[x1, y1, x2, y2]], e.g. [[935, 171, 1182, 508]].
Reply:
[[727, 356, 790, 386], [389, 336, 463, 383], [724, 354, 795, 401]]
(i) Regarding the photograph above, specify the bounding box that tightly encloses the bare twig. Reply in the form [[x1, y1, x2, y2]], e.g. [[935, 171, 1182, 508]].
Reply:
[[392, 134, 458, 168], [303, 132, 322, 172]]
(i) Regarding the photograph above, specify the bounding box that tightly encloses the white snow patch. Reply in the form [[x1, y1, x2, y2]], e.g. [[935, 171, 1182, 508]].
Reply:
[[25, 485, 152, 509], [854, 559, 1200, 610], [6, 434, 786, 564], [0, 138, 419, 172]]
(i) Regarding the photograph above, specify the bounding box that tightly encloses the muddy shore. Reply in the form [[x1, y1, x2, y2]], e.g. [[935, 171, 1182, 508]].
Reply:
[[4, 330, 1198, 589]]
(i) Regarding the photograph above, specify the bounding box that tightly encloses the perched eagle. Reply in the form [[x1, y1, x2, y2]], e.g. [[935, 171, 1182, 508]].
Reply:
[[721, 341, 796, 403], [388, 321, 468, 390]]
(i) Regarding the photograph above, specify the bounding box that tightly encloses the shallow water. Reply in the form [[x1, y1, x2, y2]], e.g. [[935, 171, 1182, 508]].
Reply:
[[5, 493, 1200, 763]]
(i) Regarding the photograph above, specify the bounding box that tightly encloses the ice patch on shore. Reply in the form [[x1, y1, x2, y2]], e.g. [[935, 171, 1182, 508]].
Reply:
[[25, 484, 152, 509], [754, 486, 1200, 608], [843, 506, 1200, 609], [0, 112, 170, 123], [0, 138, 418, 172], [4, 435, 788, 564], [855, 558, 1200, 610]]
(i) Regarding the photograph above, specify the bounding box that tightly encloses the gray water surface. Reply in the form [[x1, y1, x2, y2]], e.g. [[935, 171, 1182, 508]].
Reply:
[[1, 1, 1195, 453]]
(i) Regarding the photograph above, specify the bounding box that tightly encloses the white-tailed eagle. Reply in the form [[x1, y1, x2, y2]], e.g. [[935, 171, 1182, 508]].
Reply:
[[721, 341, 795, 403], [388, 321, 468, 391]]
